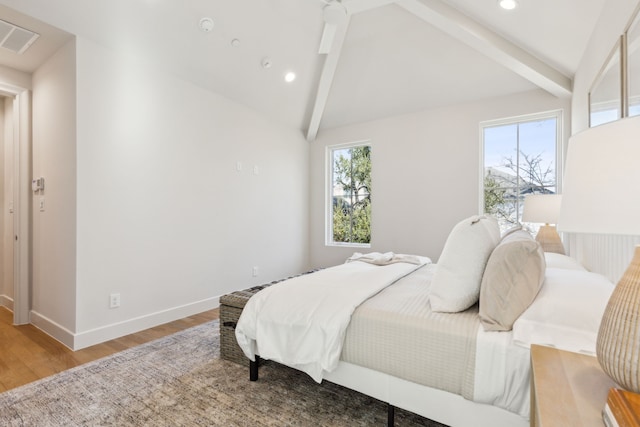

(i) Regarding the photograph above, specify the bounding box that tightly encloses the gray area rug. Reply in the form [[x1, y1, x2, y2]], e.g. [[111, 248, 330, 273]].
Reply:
[[0, 320, 446, 426]]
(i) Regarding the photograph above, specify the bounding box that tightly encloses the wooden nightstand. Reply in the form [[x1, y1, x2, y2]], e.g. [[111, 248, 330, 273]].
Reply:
[[530, 344, 617, 427]]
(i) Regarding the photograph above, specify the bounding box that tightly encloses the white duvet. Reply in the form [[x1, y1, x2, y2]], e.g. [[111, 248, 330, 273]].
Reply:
[[235, 256, 430, 382]]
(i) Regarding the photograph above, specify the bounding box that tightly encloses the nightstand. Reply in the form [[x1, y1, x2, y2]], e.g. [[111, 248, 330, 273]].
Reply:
[[530, 344, 617, 427]]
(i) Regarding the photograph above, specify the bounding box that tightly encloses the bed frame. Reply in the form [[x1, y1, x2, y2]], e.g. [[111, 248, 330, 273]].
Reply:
[[249, 356, 529, 427]]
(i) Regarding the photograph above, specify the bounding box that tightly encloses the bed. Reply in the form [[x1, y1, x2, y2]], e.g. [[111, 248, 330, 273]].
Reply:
[[234, 216, 615, 427]]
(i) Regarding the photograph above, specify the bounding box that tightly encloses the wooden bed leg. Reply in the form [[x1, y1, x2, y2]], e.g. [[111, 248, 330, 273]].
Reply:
[[387, 403, 395, 427], [250, 355, 260, 381]]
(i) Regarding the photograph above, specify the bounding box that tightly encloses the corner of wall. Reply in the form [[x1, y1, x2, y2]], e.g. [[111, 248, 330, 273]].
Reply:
[[31, 32, 78, 335]]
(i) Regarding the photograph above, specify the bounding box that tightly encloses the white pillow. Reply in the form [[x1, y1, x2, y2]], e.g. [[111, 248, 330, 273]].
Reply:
[[430, 215, 500, 312], [543, 252, 587, 271], [512, 268, 614, 355]]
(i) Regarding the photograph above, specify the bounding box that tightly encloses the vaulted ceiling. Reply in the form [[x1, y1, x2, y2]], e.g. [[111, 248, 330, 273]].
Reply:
[[0, 0, 607, 139]]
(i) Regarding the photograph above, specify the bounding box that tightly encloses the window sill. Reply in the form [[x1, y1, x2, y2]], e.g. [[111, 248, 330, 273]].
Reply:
[[326, 242, 371, 249]]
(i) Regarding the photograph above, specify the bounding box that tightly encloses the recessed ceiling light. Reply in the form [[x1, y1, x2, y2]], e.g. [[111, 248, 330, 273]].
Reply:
[[498, 0, 518, 10], [284, 72, 296, 83], [199, 17, 214, 32]]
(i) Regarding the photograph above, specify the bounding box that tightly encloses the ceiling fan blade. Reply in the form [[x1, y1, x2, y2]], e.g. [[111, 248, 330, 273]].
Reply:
[[318, 22, 337, 54]]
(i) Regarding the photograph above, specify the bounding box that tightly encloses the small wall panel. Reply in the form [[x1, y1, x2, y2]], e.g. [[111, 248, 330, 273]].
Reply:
[[566, 233, 640, 283]]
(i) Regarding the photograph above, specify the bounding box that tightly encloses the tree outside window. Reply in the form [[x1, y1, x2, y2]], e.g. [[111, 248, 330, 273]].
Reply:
[[329, 144, 371, 245], [482, 113, 560, 232]]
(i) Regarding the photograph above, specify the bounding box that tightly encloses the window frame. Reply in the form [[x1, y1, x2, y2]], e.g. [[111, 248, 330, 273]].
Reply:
[[479, 110, 563, 224], [325, 140, 372, 248]]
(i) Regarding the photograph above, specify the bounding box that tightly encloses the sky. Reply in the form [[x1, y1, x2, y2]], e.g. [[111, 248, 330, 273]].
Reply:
[[591, 105, 640, 127], [483, 117, 557, 179]]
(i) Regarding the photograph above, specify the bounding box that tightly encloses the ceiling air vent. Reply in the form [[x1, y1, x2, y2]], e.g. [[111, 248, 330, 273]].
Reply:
[[0, 19, 39, 54]]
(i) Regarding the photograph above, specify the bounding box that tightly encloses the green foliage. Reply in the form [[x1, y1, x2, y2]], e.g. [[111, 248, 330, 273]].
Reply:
[[483, 173, 517, 226], [484, 173, 506, 216], [332, 146, 371, 244]]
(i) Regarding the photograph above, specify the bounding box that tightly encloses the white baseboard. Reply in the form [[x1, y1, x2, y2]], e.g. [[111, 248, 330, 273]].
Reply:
[[71, 296, 220, 350], [0, 294, 14, 312], [30, 311, 76, 349], [30, 297, 221, 350]]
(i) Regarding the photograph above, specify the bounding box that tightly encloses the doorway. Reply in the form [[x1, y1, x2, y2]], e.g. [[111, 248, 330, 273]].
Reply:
[[0, 83, 31, 326], [1, 95, 14, 318]]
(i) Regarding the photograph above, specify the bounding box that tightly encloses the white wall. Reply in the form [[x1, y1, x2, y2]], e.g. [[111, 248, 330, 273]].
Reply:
[[310, 89, 571, 268], [31, 38, 78, 338], [71, 37, 309, 348], [0, 64, 32, 91]]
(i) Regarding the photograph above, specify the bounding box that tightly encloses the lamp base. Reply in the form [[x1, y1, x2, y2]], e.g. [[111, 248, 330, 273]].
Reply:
[[597, 246, 640, 393], [535, 225, 565, 254]]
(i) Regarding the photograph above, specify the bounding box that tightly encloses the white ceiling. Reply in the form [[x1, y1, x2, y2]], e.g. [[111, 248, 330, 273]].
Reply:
[[0, 0, 607, 138]]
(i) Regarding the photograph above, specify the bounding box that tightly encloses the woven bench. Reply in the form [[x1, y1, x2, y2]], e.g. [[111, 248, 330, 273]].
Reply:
[[219, 269, 319, 365]]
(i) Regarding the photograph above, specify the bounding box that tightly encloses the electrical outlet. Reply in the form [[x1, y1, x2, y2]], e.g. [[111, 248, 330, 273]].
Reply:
[[109, 293, 121, 309], [252, 266, 259, 277]]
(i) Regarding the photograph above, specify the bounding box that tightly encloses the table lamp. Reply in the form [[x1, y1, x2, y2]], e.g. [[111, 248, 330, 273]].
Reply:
[[558, 115, 640, 393], [522, 194, 565, 254]]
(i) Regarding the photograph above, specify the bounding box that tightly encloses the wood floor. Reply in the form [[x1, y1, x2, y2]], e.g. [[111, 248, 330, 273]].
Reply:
[[0, 306, 219, 393]]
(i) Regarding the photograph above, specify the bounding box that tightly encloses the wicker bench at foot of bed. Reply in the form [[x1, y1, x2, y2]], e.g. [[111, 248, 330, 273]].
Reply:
[[220, 285, 268, 365], [219, 269, 319, 365]]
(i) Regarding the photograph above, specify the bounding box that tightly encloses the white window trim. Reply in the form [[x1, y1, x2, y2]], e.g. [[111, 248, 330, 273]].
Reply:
[[325, 139, 372, 248], [478, 109, 564, 216]]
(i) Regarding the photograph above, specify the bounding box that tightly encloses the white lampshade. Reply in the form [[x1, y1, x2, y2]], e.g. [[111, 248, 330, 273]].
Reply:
[[558, 115, 640, 394], [522, 194, 562, 224], [558, 116, 640, 235]]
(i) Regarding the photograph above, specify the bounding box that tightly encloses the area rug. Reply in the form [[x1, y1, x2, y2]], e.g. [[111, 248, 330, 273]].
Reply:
[[0, 320, 446, 426]]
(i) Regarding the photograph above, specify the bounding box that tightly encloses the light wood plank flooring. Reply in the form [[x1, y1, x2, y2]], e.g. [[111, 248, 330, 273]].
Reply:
[[0, 306, 219, 393]]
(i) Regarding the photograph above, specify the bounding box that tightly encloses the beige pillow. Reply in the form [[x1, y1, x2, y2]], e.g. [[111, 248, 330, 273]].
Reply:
[[479, 230, 546, 331], [430, 215, 500, 313], [501, 224, 522, 239]]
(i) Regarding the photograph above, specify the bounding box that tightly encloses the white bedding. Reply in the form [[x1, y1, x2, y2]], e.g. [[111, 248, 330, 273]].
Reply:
[[233, 252, 603, 425], [340, 263, 531, 418], [474, 327, 531, 417], [235, 257, 430, 382]]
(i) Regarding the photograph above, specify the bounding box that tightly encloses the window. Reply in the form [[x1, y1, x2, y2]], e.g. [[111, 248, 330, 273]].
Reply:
[[589, 39, 622, 127], [481, 111, 561, 232], [327, 142, 371, 246]]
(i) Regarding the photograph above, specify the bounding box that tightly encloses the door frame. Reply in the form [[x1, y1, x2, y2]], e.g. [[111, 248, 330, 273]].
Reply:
[[0, 82, 31, 325]]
